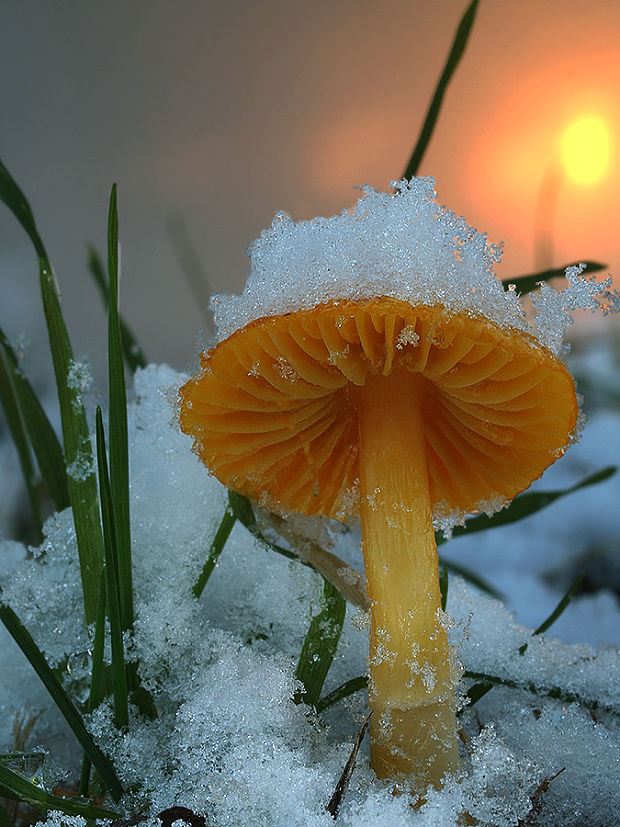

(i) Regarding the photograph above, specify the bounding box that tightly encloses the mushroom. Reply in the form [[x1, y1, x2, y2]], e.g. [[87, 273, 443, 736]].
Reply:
[[178, 183, 578, 790]]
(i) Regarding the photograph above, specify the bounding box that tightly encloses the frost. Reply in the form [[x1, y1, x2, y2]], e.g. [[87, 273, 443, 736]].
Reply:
[[66, 358, 93, 409]]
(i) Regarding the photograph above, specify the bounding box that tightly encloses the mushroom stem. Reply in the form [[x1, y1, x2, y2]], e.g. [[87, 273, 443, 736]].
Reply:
[[356, 368, 459, 788]]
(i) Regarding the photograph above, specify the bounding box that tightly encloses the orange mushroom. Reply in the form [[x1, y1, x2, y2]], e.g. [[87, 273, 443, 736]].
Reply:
[[179, 295, 578, 789]]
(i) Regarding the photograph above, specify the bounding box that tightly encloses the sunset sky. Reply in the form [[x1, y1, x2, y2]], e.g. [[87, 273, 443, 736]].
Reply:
[[0, 0, 618, 381]]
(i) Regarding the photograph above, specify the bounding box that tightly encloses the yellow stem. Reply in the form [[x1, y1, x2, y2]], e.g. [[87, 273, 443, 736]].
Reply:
[[356, 368, 459, 788]]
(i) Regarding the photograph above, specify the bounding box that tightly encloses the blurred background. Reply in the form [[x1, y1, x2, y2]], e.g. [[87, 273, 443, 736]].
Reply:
[[0, 0, 619, 641], [0, 0, 618, 386]]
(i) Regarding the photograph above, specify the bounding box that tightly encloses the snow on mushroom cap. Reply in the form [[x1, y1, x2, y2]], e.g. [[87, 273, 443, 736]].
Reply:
[[211, 178, 616, 353]]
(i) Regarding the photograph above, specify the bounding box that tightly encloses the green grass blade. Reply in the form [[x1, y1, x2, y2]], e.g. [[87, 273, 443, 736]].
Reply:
[[438, 557, 504, 600], [0, 594, 124, 801], [0, 800, 12, 827], [167, 214, 215, 336], [95, 408, 129, 730], [79, 569, 107, 797], [228, 491, 307, 565], [228, 491, 367, 606], [0, 157, 103, 623], [87, 245, 148, 373], [518, 573, 586, 657], [316, 675, 368, 714], [294, 578, 346, 707], [439, 466, 616, 544], [464, 670, 617, 717], [402, 0, 479, 178], [193, 504, 236, 598], [0, 327, 70, 512], [107, 187, 133, 634], [439, 566, 449, 611], [502, 260, 607, 295], [0, 765, 119, 823], [0, 344, 43, 541]]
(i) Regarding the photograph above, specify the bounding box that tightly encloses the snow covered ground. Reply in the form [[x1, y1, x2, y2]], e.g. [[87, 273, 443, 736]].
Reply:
[[1, 353, 618, 827]]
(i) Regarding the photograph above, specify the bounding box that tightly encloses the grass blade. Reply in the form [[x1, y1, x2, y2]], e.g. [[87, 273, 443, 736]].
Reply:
[[326, 713, 371, 819], [533, 573, 585, 637], [0, 801, 12, 827], [95, 407, 129, 730], [294, 578, 346, 707], [0, 343, 43, 541], [438, 557, 503, 600], [228, 492, 368, 608], [501, 260, 607, 295], [0, 764, 119, 823], [439, 566, 449, 611], [107, 187, 133, 635], [470, 573, 587, 700], [316, 675, 368, 714], [518, 573, 586, 657], [79, 569, 107, 797], [439, 466, 616, 543], [87, 245, 147, 373], [464, 670, 617, 717], [167, 215, 215, 338], [0, 157, 103, 623], [192, 504, 236, 599], [0, 327, 70, 512], [0, 594, 124, 801], [402, 0, 478, 178]]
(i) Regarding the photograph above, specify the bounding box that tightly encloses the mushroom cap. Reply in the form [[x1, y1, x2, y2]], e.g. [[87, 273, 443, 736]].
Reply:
[[179, 297, 578, 521]]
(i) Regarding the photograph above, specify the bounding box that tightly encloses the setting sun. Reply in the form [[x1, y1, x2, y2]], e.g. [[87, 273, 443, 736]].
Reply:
[[561, 116, 611, 184]]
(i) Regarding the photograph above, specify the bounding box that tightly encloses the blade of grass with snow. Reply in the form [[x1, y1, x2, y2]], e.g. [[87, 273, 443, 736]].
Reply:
[[87, 244, 147, 373], [317, 676, 369, 714], [79, 569, 107, 797], [0, 765, 119, 823], [438, 466, 616, 545], [107, 186, 133, 634], [469, 572, 589, 703], [0, 594, 124, 801], [0, 343, 43, 541], [402, 0, 478, 178], [502, 260, 607, 295], [294, 578, 346, 707], [193, 503, 236, 598], [96, 407, 129, 730], [229, 491, 368, 608], [0, 327, 69, 512], [0, 158, 103, 623]]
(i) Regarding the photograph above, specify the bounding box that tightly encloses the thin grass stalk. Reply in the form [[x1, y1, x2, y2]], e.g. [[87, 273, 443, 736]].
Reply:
[[0, 327, 70, 511], [0, 800, 12, 827], [0, 159, 103, 623], [402, 0, 478, 179], [0, 344, 43, 541], [0, 765, 119, 823], [193, 504, 236, 598], [294, 578, 346, 707], [0, 594, 124, 801], [87, 245, 148, 373], [501, 260, 607, 295], [78, 569, 107, 797], [439, 466, 616, 546], [95, 408, 129, 730], [107, 186, 133, 635]]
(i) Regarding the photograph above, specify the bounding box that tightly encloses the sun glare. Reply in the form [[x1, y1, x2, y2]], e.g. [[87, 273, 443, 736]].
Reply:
[[561, 116, 611, 185]]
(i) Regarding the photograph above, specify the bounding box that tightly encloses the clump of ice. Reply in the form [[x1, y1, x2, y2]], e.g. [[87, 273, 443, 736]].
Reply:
[[212, 179, 617, 356]]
